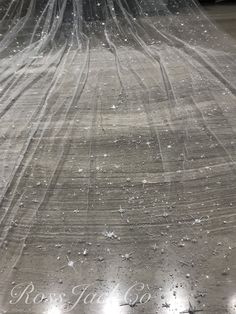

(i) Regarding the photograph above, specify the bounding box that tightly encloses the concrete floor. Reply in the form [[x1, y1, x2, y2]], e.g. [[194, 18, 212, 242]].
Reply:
[[0, 3, 236, 314], [203, 3, 236, 39]]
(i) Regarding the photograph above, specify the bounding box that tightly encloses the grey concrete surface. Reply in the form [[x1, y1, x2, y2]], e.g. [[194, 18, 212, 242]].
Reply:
[[203, 4, 236, 38]]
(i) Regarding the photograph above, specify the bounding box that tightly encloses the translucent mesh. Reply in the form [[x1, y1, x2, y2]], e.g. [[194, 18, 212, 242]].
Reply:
[[0, 2, 236, 312]]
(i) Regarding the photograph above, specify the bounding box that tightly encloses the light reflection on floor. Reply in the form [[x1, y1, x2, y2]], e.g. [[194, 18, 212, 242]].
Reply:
[[103, 296, 122, 314], [45, 304, 62, 314], [228, 294, 236, 314]]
